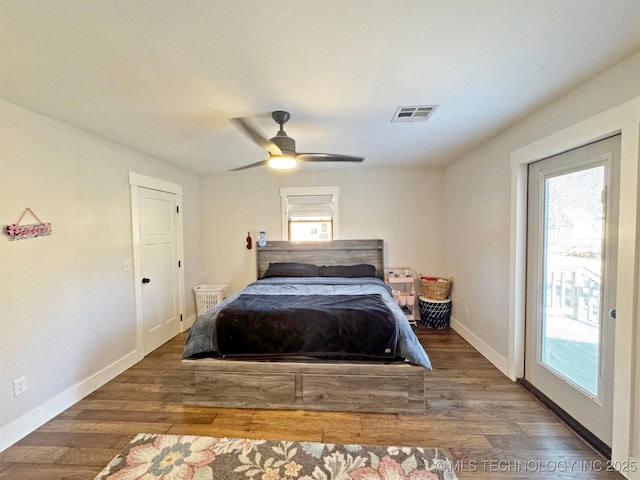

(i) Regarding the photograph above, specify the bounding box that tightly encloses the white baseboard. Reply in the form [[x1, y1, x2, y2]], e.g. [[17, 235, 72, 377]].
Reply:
[[181, 313, 196, 331], [0, 350, 139, 452], [449, 316, 510, 377]]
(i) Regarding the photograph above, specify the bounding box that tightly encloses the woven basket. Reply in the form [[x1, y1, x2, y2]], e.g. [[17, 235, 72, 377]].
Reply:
[[420, 277, 451, 300]]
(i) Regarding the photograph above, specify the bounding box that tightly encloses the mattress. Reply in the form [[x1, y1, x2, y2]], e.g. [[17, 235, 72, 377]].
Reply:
[[183, 276, 432, 369]]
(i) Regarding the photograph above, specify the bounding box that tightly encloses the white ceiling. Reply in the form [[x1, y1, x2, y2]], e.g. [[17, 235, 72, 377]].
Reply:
[[1, 1, 639, 175]]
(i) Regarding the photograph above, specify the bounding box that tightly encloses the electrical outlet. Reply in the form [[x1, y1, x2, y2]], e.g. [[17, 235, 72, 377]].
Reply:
[[13, 376, 27, 396]]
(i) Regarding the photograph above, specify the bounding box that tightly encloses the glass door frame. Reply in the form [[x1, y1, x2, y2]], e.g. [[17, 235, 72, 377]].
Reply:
[[523, 135, 620, 449]]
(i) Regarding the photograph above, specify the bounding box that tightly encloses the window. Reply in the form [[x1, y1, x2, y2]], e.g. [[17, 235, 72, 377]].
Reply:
[[280, 186, 339, 241]]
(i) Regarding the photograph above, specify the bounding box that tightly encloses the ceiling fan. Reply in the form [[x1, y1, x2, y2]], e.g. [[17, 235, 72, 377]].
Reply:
[[230, 111, 364, 171]]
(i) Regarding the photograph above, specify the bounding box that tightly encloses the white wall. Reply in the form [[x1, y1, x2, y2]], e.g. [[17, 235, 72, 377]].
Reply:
[[0, 100, 201, 449], [443, 50, 640, 363], [443, 51, 640, 463], [200, 166, 444, 295]]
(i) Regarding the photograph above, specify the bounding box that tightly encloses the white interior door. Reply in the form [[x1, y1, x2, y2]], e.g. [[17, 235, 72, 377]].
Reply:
[[525, 135, 620, 448], [138, 186, 181, 355]]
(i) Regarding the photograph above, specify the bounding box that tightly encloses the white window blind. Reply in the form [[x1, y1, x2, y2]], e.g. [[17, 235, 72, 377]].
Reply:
[[287, 195, 333, 220], [280, 186, 339, 241]]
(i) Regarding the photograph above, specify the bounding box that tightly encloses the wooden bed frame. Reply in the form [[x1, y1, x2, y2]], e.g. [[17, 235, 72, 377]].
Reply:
[[182, 239, 426, 415]]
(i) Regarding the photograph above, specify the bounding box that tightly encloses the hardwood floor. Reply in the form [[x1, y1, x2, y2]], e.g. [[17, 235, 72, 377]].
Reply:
[[0, 326, 624, 479]]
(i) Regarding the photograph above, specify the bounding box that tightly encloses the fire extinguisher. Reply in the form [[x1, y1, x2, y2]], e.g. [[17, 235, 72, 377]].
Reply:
[[246, 231, 252, 250]]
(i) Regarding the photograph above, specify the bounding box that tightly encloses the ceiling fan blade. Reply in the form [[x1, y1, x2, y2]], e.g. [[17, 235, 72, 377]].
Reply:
[[296, 153, 364, 163], [228, 159, 269, 171], [231, 117, 282, 156]]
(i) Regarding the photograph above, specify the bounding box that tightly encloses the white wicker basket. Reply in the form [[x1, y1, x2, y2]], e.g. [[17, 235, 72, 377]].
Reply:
[[193, 284, 227, 316]]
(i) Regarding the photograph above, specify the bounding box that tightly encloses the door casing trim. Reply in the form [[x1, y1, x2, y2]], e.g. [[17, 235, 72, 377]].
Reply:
[[129, 172, 185, 360], [509, 96, 640, 471]]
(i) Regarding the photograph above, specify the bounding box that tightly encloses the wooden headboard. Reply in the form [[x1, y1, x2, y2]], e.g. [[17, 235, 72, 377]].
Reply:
[[256, 240, 384, 279]]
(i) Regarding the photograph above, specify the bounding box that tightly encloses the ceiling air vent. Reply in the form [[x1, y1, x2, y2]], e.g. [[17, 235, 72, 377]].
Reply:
[[391, 105, 438, 123]]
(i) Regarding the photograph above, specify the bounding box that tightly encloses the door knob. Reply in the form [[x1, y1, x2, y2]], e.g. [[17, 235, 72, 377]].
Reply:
[[609, 309, 616, 319], [142, 277, 150, 284]]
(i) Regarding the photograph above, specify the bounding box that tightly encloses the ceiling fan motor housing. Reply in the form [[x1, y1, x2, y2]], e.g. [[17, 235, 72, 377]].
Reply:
[[270, 133, 296, 155]]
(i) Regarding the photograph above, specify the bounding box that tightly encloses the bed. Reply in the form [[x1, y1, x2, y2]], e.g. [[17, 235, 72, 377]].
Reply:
[[182, 239, 431, 414]]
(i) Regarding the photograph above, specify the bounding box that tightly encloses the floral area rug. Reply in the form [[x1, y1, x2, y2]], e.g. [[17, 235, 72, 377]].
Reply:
[[94, 433, 458, 480]]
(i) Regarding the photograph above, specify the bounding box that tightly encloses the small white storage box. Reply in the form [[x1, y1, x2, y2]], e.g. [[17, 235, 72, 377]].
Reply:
[[193, 284, 227, 316]]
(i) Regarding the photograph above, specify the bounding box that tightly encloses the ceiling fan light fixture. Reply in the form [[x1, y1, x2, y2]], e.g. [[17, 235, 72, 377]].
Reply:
[[230, 111, 364, 171], [267, 155, 297, 170]]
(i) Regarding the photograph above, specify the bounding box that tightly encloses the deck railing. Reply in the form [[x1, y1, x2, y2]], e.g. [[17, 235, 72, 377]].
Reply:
[[545, 265, 600, 325]]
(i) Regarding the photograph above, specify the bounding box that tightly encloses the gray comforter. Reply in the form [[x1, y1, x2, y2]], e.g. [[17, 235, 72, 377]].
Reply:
[[183, 276, 432, 369]]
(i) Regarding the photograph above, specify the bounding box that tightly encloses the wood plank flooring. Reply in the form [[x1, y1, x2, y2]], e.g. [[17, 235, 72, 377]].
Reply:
[[0, 326, 624, 479]]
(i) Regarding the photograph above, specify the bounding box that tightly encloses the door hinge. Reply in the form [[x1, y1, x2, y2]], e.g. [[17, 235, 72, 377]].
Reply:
[[177, 205, 180, 213], [178, 260, 181, 268], [180, 314, 183, 321]]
